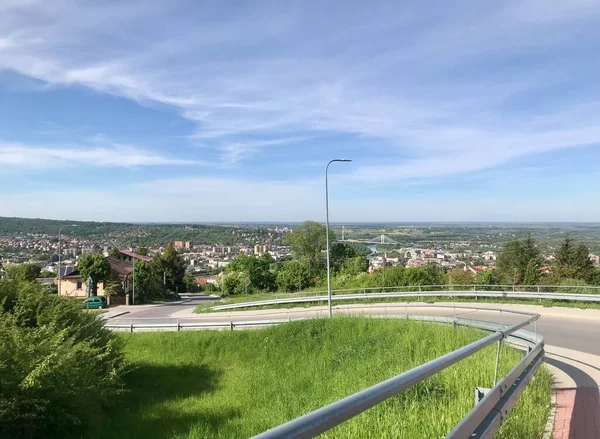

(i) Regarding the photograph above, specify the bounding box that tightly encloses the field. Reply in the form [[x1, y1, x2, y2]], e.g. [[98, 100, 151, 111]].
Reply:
[[92, 318, 551, 439]]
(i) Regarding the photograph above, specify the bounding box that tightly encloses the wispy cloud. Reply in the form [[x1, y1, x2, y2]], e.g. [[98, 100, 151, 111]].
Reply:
[[1, 0, 600, 180], [0, 140, 202, 168]]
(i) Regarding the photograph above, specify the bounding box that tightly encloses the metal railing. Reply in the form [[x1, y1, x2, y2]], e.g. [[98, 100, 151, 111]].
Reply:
[[211, 284, 600, 311], [104, 305, 544, 438], [248, 307, 543, 439]]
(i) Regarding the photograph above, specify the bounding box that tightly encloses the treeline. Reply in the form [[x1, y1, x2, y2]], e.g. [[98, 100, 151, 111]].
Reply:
[[220, 224, 600, 295], [0, 216, 276, 247]]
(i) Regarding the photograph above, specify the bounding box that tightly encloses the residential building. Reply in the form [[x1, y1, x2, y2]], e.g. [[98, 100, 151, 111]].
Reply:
[[58, 256, 133, 298]]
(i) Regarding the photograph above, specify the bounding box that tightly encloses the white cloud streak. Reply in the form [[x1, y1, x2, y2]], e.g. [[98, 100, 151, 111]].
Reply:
[[1, 0, 600, 178], [0, 141, 202, 168]]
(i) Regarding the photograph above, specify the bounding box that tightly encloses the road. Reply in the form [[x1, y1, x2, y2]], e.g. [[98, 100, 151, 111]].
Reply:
[[109, 298, 600, 438]]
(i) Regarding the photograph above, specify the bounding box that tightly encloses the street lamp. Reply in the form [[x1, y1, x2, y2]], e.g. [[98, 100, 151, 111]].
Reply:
[[57, 224, 78, 296], [326, 159, 352, 318]]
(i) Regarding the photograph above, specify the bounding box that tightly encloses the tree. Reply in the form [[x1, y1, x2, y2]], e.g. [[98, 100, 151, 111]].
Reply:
[[276, 260, 312, 292], [77, 253, 111, 296], [447, 269, 476, 288], [553, 237, 595, 282], [132, 260, 153, 302], [108, 247, 121, 258], [150, 243, 187, 294], [103, 269, 125, 297], [523, 258, 539, 285], [496, 234, 541, 284], [340, 255, 369, 277], [4, 263, 41, 282], [330, 243, 368, 273], [136, 247, 148, 256], [283, 221, 333, 277], [226, 253, 276, 292], [219, 271, 248, 296]]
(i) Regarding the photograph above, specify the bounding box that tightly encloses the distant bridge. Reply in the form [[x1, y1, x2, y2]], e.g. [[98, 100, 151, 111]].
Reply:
[[341, 234, 398, 245]]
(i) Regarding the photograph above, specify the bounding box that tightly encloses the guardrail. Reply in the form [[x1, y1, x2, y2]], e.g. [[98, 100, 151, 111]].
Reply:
[[211, 288, 600, 311], [105, 305, 544, 438], [249, 307, 543, 439]]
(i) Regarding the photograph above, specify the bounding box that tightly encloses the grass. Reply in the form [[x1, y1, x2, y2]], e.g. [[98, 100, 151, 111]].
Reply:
[[195, 291, 600, 313], [91, 318, 551, 439]]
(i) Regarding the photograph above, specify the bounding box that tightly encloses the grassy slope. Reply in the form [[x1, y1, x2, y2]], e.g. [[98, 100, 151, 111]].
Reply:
[[93, 318, 550, 439]]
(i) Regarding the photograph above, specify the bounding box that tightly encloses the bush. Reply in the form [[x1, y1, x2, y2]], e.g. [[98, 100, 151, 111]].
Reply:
[[0, 279, 126, 438]]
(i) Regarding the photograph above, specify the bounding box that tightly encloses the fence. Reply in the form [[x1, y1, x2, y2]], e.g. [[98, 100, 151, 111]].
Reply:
[[104, 304, 544, 438]]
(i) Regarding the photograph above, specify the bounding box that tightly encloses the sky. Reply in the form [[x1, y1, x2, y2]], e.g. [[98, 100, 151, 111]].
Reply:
[[1, 0, 600, 222]]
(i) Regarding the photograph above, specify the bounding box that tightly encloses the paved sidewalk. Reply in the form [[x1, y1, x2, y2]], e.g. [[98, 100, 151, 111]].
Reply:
[[545, 346, 600, 438]]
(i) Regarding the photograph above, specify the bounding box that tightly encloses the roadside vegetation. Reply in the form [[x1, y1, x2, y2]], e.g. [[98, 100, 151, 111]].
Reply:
[[0, 278, 126, 438], [93, 318, 551, 439]]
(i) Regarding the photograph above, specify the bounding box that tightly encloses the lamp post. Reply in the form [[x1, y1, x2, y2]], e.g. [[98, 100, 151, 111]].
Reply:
[[57, 224, 77, 296], [326, 159, 352, 318]]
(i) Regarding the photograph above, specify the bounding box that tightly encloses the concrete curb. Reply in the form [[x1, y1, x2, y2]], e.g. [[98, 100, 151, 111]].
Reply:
[[103, 311, 130, 320], [543, 378, 557, 439]]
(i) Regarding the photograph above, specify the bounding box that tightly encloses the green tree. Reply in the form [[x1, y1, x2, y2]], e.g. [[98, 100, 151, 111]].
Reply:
[[275, 260, 312, 292], [226, 253, 276, 292], [447, 269, 476, 288], [553, 237, 595, 282], [330, 243, 368, 273], [103, 269, 125, 297], [523, 258, 539, 285], [284, 221, 333, 277], [77, 253, 111, 296], [340, 255, 369, 277], [496, 234, 541, 284], [4, 263, 42, 282], [132, 260, 153, 302], [108, 247, 121, 258], [219, 271, 248, 295], [136, 247, 149, 256], [150, 243, 187, 294]]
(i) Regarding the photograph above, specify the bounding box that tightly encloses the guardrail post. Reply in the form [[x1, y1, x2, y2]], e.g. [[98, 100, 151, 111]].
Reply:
[[230, 321, 234, 331], [418, 285, 421, 292], [177, 319, 181, 332], [130, 321, 133, 333], [537, 285, 540, 293], [493, 339, 502, 386]]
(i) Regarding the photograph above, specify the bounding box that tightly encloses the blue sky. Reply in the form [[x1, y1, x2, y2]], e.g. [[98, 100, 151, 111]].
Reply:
[[1, 0, 600, 222]]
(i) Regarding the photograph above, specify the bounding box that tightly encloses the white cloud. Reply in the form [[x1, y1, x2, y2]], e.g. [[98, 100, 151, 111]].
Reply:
[[0, 141, 202, 168], [1, 0, 600, 178]]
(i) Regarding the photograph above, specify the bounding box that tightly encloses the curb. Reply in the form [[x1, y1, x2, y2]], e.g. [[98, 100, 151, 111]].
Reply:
[[543, 385, 557, 439], [103, 311, 130, 320]]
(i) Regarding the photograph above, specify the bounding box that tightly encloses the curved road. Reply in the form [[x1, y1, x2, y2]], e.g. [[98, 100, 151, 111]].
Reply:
[[110, 296, 600, 438]]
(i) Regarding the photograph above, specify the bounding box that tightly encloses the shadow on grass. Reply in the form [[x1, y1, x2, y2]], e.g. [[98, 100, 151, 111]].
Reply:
[[92, 363, 238, 439]]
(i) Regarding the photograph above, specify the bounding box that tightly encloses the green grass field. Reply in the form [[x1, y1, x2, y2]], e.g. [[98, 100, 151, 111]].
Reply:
[[92, 318, 551, 439]]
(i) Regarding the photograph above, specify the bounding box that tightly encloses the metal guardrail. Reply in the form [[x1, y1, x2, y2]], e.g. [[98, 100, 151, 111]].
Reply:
[[212, 286, 600, 311], [105, 305, 544, 438], [248, 308, 543, 439]]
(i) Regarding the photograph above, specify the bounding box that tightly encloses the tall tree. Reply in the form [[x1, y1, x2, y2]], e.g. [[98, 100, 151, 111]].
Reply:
[[553, 237, 595, 282], [77, 253, 111, 296], [523, 258, 539, 285], [275, 260, 312, 292], [496, 234, 541, 284], [283, 221, 333, 277], [150, 243, 187, 294], [132, 260, 153, 302]]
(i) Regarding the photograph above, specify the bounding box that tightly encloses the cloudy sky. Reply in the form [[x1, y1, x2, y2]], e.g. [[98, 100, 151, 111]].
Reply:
[[1, 0, 600, 222]]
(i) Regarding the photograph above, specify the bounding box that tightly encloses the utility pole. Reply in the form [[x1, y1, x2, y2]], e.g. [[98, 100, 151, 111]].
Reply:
[[326, 158, 352, 318], [57, 224, 77, 296]]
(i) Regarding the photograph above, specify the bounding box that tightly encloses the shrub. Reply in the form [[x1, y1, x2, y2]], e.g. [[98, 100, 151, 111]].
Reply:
[[0, 279, 126, 438]]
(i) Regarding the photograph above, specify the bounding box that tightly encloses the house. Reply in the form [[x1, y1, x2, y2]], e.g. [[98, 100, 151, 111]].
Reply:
[[118, 249, 152, 264], [58, 256, 134, 298]]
